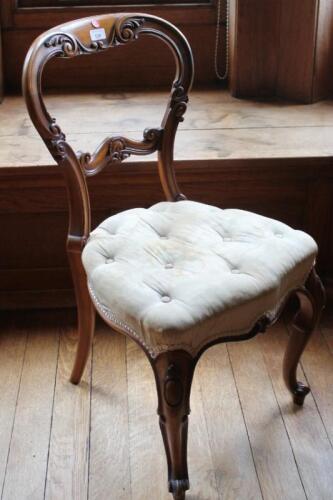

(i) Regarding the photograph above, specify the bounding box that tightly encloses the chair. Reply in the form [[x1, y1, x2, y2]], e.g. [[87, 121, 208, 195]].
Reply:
[[22, 13, 325, 500]]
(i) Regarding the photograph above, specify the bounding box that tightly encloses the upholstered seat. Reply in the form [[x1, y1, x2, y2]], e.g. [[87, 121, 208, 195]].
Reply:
[[83, 200, 317, 357]]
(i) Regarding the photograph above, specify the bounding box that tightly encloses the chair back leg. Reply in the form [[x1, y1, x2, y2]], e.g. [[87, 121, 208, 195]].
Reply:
[[68, 251, 96, 384], [283, 267, 326, 405]]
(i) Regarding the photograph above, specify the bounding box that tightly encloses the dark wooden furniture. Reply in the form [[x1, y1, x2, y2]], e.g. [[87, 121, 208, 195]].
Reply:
[[22, 13, 325, 499]]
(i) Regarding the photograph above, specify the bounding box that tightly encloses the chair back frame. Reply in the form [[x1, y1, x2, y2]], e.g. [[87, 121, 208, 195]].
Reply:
[[22, 13, 194, 251]]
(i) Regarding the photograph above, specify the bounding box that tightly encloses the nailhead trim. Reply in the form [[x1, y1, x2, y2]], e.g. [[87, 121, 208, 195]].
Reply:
[[88, 282, 156, 357]]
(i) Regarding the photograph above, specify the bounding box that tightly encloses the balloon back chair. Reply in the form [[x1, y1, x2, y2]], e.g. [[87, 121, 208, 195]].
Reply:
[[23, 13, 325, 500]]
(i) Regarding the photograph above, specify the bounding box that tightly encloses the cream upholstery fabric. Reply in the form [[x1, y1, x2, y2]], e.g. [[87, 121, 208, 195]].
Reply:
[[82, 200, 317, 357]]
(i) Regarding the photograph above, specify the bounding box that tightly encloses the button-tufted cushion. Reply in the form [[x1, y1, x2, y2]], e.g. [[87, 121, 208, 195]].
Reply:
[[82, 200, 317, 357]]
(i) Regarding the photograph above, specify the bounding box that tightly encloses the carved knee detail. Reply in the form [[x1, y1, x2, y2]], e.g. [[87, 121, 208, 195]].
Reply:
[[152, 351, 196, 500]]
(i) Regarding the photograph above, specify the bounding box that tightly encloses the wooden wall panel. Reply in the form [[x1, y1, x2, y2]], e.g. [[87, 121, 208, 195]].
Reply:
[[277, 0, 318, 102], [0, 2, 227, 92], [229, 0, 333, 103], [313, 0, 333, 100], [229, 0, 280, 98], [0, 158, 332, 309], [2, 24, 224, 92], [0, 22, 3, 102]]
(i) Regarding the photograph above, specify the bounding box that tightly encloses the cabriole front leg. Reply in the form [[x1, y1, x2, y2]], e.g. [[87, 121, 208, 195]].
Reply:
[[152, 350, 196, 500], [283, 268, 325, 405]]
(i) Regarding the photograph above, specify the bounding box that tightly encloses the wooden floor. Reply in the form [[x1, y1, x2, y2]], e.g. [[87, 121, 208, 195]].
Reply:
[[1, 90, 333, 168], [0, 310, 332, 500]]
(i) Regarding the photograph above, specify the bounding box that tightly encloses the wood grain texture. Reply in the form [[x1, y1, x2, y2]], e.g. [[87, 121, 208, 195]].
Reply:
[[1, 312, 333, 499], [227, 338, 307, 500], [89, 327, 130, 500], [321, 309, 333, 354], [314, 0, 333, 100], [1, 322, 59, 500], [0, 320, 27, 493], [1, 2, 224, 92], [229, 0, 281, 98], [45, 326, 91, 500], [126, 339, 168, 500], [229, 0, 333, 102], [291, 324, 333, 447], [0, 23, 3, 103], [259, 322, 333, 499], [3, 91, 333, 168], [277, 0, 318, 103], [197, 344, 262, 499]]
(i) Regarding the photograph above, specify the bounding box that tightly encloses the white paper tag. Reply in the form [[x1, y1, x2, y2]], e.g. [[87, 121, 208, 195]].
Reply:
[[90, 28, 106, 42]]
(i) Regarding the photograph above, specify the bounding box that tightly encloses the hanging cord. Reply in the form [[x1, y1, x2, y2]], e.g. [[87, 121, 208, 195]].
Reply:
[[214, 0, 229, 80]]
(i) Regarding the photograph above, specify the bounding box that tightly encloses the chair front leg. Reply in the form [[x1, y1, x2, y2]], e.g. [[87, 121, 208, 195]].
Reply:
[[152, 350, 196, 500], [68, 250, 96, 385], [283, 267, 325, 405]]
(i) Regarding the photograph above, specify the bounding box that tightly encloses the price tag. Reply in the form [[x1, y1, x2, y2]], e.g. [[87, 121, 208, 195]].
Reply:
[[90, 28, 106, 42]]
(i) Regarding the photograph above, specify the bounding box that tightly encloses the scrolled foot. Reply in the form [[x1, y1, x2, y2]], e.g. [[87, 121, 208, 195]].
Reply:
[[292, 382, 310, 406], [283, 268, 325, 405], [169, 479, 189, 499]]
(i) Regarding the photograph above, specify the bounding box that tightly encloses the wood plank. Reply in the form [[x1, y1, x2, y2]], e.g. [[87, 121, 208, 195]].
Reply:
[[313, 0, 333, 100], [2, 22, 220, 92], [0, 23, 3, 102], [1, 320, 59, 500], [44, 325, 91, 500], [259, 322, 333, 499], [288, 322, 333, 447], [229, 0, 281, 98], [89, 326, 130, 500], [197, 344, 262, 499], [0, 319, 27, 494], [2, 91, 333, 169], [2, 124, 333, 169], [187, 362, 219, 499], [228, 338, 307, 500], [126, 339, 168, 500], [277, 0, 318, 102]]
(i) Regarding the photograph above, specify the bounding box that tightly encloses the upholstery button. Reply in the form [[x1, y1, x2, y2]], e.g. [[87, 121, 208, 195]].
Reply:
[[160, 236, 168, 240], [224, 237, 232, 242], [275, 233, 283, 238], [165, 263, 173, 269], [106, 258, 114, 263], [161, 295, 171, 303], [231, 268, 241, 274]]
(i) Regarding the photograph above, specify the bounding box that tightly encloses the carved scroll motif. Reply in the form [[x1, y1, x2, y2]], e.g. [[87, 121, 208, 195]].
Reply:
[[78, 127, 163, 176], [44, 17, 145, 58]]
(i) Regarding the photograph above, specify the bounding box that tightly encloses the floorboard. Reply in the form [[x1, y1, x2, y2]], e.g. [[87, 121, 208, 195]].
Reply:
[[89, 327, 130, 500], [259, 322, 333, 499], [0, 311, 332, 500], [1, 321, 59, 500], [45, 326, 91, 500], [227, 337, 306, 500]]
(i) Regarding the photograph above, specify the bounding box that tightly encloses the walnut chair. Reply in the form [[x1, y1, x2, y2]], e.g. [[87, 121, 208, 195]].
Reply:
[[22, 13, 325, 500]]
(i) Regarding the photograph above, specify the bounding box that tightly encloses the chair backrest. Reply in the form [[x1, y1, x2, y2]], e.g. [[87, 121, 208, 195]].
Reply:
[[22, 13, 194, 249]]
